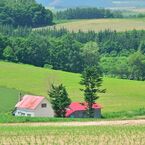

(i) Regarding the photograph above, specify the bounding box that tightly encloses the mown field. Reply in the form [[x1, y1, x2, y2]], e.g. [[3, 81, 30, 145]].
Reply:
[[45, 18, 145, 32], [0, 125, 145, 145], [0, 87, 20, 113], [1, 61, 145, 114]]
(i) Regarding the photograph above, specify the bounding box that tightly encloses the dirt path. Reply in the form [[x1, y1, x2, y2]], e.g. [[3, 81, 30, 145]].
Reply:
[[1, 119, 145, 127]]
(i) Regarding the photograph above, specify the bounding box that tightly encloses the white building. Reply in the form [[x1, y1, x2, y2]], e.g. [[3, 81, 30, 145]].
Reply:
[[13, 95, 54, 117]]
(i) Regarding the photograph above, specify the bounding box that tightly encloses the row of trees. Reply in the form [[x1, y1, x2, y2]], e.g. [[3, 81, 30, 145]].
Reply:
[[1, 26, 145, 80], [0, 0, 53, 27], [49, 66, 105, 118], [55, 7, 123, 20]]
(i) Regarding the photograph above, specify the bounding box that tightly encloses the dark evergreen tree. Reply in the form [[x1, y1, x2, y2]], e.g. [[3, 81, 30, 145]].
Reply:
[[80, 66, 105, 118]]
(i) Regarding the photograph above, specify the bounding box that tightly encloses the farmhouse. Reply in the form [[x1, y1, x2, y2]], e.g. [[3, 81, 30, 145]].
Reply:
[[13, 95, 54, 117], [66, 102, 102, 118]]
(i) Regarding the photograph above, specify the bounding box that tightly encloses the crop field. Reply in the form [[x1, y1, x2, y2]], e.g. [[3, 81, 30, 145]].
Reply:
[[0, 125, 145, 145], [1, 61, 145, 114], [46, 18, 145, 32], [131, 8, 145, 13]]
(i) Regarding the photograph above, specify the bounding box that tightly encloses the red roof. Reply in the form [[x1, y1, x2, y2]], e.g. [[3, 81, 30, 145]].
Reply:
[[66, 102, 102, 117], [15, 95, 44, 110]]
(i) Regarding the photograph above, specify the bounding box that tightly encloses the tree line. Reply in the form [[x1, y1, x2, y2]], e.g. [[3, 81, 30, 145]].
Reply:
[[0, 0, 124, 28], [0, 25, 145, 81], [0, 0, 53, 27], [55, 7, 123, 20]]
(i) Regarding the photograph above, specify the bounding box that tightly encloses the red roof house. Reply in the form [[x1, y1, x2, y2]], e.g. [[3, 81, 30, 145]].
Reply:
[[66, 102, 102, 118], [14, 95, 54, 117], [16, 95, 45, 110]]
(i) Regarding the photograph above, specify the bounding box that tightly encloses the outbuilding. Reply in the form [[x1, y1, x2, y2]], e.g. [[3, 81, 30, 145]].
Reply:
[[13, 95, 54, 117], [66, 102, 102, 118]]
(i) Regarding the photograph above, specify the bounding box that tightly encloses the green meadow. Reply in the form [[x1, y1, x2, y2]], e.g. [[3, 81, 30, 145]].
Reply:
[[1, 61, 145, 114], [0, 87, 20, 113]]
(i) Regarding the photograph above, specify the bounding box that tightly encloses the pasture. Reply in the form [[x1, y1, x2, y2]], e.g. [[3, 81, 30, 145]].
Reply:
[[46, 18, 145, 32], [0, 125, 145, 145], [0, 87, 20, 113], [1, 61, 145, 114]]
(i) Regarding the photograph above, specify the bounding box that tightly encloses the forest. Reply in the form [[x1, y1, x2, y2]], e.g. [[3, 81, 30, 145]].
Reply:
[[0, 0, 53, 27], [0, 25, 145, 81], [0, 0, 123, 28], [0, 0, 145, 81], [55, 7, 123, 19]]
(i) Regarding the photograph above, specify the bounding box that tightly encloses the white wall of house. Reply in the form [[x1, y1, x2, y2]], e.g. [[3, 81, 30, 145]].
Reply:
[[14, 108, 35, 117], [14, 98, 54, 117], [33, 98, 54, 117]]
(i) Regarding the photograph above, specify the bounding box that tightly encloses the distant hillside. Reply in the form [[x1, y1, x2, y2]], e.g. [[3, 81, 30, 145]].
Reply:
[[36, 0, 145, 9], [42, 18, 145, 32]]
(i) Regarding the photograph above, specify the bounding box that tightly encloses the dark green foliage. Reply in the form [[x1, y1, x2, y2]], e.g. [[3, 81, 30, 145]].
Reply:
[[0, 25, 32, 37], [0, 34, 8, 59], [0, 0, 53, 27], [49, 84, 71, 117], [56, 8, 123, 20], [3, 46, 15, 61], [1, 25, 145, 80], [139, 41, 145, 54], [100, 57, 129, 79], [49, 35, 83, 72], [80, 66, 105, 118], [128, 51, 145, 81]]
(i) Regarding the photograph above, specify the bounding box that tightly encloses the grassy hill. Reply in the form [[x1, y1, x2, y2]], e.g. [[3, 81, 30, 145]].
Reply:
[[0, 87, 20, 113], [44, 18, 145, 32], [1, 61, 145, 114]]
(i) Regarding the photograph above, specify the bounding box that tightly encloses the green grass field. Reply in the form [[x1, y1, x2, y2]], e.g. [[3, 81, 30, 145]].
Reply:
[[0, 87, 20, 113], [45, 18, 145, 32], [0, 125, 145, 145], [1, 61, 145, 114]]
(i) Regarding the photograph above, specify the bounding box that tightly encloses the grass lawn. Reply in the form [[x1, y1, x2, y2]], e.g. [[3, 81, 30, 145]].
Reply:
[[43, 18, 145, 32], [0, 87, 20, 113], [1, 61, 145, 114], [0, 125, 145, 145]]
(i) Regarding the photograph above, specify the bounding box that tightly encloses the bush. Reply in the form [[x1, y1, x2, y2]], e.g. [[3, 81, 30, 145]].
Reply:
[[44, 64, 53, 69]]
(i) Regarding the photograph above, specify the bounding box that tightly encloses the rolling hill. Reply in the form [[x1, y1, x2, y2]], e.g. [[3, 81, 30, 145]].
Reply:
[[1, 61, 145, 114], [40, 18, 145, 32]]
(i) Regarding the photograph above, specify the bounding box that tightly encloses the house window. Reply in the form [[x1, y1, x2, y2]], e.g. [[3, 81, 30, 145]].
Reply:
[[41, 103, 47, 108], [21, 113, 25, 116]]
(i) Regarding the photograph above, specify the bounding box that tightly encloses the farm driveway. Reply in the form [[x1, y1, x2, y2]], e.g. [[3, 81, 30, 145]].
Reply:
[[1, 119, 145, 126]]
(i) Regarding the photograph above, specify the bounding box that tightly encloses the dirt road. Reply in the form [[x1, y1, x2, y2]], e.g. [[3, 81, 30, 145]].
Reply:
[[1, 119, 145, 127]]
